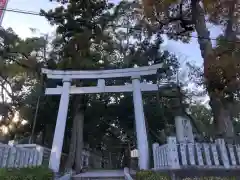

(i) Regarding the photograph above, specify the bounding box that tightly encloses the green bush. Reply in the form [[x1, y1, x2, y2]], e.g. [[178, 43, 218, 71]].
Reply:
[[136, 170, 169, 180], [0, 166, 54, 180], [136, 171, 236, 180]]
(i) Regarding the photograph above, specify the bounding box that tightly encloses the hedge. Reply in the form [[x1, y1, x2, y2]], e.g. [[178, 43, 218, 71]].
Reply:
[[136, 170, 169, 180], [136, 171, 236, 180], [0, 166, 54, 180]]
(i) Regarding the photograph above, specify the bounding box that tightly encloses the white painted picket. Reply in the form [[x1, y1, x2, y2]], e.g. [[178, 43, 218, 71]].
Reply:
[[0, 144, 44, 168]]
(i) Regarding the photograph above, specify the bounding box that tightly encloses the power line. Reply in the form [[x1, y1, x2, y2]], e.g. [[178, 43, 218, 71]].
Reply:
[[1, 8, 41, 16], [166, 32, 239, 43], [112, 25, 240, 44], [1, 7, 240, 44]]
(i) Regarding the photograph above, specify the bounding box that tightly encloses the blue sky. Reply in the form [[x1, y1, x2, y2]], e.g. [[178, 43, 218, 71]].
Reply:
[[2, 0, 222, 68], [2, 0, 59, 37]]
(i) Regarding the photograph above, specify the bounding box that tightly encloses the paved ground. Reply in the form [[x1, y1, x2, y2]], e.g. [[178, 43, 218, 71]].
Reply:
[[73, 169, 125, 178], [72, 169, 136, 179]]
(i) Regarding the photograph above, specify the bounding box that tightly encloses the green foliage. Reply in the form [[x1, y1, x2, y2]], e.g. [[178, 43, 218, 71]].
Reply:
[[189, 104, 213, 136], [136, 171, 236, 180], [0, 166, 54, 180], [0, 27, 50, 139], [41, 0, 115, 70], [136, 170, 169, 180]]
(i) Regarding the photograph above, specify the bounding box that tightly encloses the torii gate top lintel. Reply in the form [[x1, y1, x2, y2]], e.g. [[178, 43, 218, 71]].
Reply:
[[41, 63, 163, 80]]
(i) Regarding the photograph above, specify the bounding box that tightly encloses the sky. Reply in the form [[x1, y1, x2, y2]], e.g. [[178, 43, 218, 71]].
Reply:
[[2, 0, 59, 37], [2, 0, 222, 74]]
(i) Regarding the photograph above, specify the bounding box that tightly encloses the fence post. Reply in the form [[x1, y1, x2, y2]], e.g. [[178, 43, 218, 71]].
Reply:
[[20, 150, 26, 168], [24, 150, 31, 167], [14, 148, 21, 168], [7, 147, 17, 168], [216, 139, 230, 168], [152, 143, 159, 169], [167, 137, 180, 169], [36, 145, 44, 166], [1, 146, 10, 168]]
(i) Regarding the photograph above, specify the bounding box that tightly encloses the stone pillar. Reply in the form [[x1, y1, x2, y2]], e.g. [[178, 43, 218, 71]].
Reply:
[[175, 116, 194, 143], [131, 76, 149, 170], [49, 78, 71, 172]]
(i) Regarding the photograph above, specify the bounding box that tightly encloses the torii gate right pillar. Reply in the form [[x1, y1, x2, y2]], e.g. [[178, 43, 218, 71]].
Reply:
[[132, 76, 149, 170]]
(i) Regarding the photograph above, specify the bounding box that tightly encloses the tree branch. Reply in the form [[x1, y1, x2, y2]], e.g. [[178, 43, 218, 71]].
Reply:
[[0, 82, 16, 102], [6, 55, 32, 69], [0, 73, 22, 106]]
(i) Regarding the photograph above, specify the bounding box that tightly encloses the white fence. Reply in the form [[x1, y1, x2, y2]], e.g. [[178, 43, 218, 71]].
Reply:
[[0, 144, 43, 168], [7, 143, 110, 170], [13, 144, 100, 169], [13, 144, 68, 166], [153, 137, 240, 170]]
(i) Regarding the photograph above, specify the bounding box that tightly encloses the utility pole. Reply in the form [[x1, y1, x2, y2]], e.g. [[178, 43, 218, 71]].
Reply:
[[29, 33, 48, 144]]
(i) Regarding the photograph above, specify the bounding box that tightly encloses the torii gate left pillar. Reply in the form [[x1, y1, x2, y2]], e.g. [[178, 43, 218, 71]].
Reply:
[[48, 77, 71, 172], [132, 76, 149, 170], [42, 64, 162, 172]]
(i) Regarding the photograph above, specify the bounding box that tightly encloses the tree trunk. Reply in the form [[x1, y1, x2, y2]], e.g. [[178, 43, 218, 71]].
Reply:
[[74, 111, 84, 173], [191, 0, 235, 138], [41, 125, 46, 145], [65, 109, 77, 170], [65, 96, 85, 173], [214, 0, 237, 141], [210, 92, 234, 140]]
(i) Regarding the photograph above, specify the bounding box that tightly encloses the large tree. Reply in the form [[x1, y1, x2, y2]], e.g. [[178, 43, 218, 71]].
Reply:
[[142, 0, 240, 139]]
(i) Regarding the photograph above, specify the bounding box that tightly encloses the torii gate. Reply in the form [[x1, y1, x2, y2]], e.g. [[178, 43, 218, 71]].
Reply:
[[41, 64, 162, 172]]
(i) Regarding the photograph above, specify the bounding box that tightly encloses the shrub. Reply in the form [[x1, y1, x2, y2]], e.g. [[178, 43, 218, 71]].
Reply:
[[136, 170, 169, 180], [0, 166, 54, 180], [136, 171, 236, 180]]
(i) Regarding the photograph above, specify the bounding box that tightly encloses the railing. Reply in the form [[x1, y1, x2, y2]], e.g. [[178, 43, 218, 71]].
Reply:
[[0, 144, 43, 168], [152, 137, 240, 170], [153, 144, 169, 168], [11, 143, 112, 171], [14, 144, 93, 167]]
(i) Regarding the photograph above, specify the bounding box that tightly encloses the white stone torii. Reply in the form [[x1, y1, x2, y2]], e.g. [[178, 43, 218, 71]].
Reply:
[[41, 63, 162, 173]]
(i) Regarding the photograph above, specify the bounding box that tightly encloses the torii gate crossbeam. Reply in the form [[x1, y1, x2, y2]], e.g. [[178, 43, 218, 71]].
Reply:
[[41, 63, 162, 172]]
